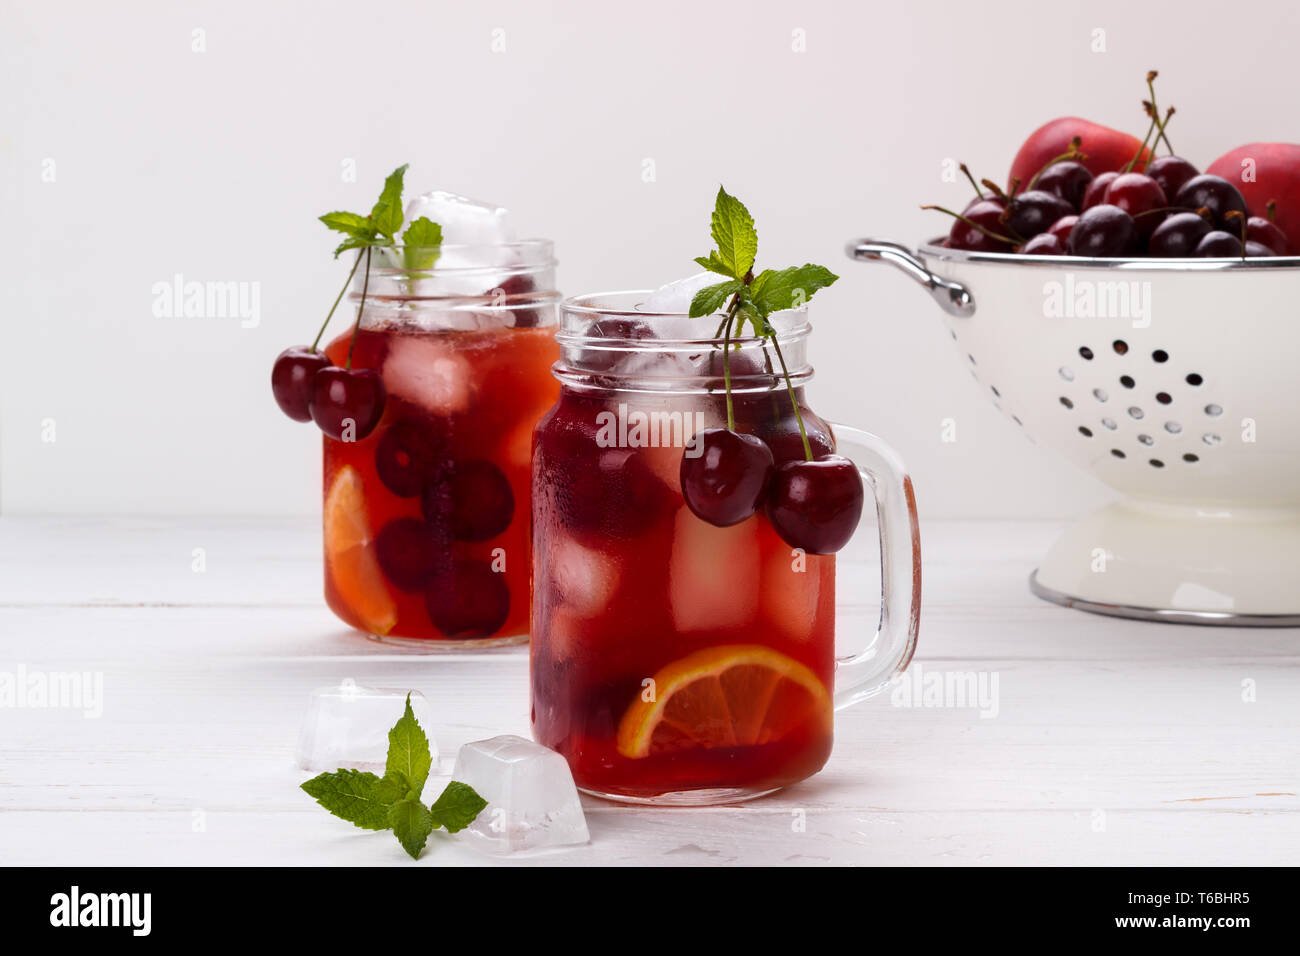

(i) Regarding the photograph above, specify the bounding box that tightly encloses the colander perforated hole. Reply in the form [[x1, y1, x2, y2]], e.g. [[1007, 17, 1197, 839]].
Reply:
[[1183, 453, 1199, 463], [1165, 421, 1182, 434], [1152, 350, 1169, 363], [950, 329, 957, 340], [1060, 396, 1074, 409], [1149, 459, 1165, 468], [1156, 392, 1172, 404], [1101, 418, 1117, 430], [1093, 388, 1109, 402], [990, 385, 1001, 398], [1205, 404, 1223, 417], [1120, 375, 1136, 389], [1113, 340, 1129, 355], [968, 354, 976, 365], [1186, 373, 1203, 386], [1138, 434, 1154, 446], [1011, 415, 1023, 426], [1203, 433, 1222, 446], [1111, 449, 1126, 459], [1128, 406, 1144, 420], [1079, 426, 1093, 437], [1079, 346, 1094, 360], [1059, 367, 1075, 382]]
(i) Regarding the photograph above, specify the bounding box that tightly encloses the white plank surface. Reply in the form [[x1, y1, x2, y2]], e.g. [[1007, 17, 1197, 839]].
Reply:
[[1, 516, 1297, 866]]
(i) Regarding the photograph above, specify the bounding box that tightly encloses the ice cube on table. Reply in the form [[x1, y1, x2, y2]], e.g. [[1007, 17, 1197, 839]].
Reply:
[[296, 680, 439, 773], [640, 271, 730, 314], [451, 735, 590, 855]]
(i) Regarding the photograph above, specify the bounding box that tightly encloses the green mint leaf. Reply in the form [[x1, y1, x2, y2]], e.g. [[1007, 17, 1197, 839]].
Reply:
[[428, 780, 488, 834], [709, 187, 758, 278], [749, 264, 839, 316], [693, 253, 735, 278], [301, 768, 402, 831], [386, 694, 432, 794], [319, 211, 376, 238], [332, 236, 377, 259], [388, 797, 434, 859], [369, 163, 409, 239], [689, 279, 744, 318], [401, 216, 443, 272]]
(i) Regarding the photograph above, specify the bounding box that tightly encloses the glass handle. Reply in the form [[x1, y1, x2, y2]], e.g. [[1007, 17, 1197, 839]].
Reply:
[[828, 423, 922, 710]]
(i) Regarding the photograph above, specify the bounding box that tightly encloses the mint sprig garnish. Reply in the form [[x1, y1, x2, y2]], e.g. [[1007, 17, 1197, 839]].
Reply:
[[318, 163, 438, 261], [687, 187, 839, 454], [307, 163, 443, 367], [300, 693, 487, 860], [401, 217, 443, 272]]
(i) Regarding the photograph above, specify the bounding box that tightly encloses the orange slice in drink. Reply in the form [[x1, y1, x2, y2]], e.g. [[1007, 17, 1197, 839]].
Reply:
[[616, 645, 831, 758], [324, 465, 397, 636]]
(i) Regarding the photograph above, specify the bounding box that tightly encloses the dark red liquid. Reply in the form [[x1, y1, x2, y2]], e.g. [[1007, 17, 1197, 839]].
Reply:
[[530, 386, 837, 798]]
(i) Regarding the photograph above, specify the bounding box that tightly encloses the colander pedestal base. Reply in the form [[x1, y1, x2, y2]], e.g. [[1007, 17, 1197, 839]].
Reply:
[[1031, 501, 1300, 626]]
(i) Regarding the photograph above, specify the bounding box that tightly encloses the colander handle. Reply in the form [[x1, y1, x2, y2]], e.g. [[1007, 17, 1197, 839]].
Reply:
[[828, 423, 921, 711], [845, 238, 975, 317]]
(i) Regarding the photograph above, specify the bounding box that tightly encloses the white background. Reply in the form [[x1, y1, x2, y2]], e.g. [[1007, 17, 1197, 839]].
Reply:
[[4, 0, 1297, 517]]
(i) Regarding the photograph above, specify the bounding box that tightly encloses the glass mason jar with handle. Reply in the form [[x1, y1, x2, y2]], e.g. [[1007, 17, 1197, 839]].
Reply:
[[320, 241, 560, 646], [530, 291, 921, 804]]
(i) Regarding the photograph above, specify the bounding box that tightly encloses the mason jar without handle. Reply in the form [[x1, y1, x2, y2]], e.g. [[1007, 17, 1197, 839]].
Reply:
[[530, 291, 921, 804], [320, 241, 561, 646]]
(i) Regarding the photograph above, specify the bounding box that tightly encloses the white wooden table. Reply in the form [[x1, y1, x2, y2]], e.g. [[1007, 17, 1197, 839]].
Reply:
[[1, 516, 1296, 866]]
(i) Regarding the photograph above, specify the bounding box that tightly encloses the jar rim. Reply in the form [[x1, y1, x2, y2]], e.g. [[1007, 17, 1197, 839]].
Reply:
[[560, 289, 811, 346], [353, 239, 556, 276]]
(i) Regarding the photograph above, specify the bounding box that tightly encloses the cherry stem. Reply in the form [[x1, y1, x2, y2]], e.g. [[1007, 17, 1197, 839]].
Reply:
[[921, 204, 1017, 245], [979, 178, 1008, 202], [1155, 106, 1175, 156], [1124, 111, 1156, 173], [721, 297, 740, 431], [1132, 205, 1191, 220], [345, 246, 373, 370], [1225, 210, 1247, 260], [310, 249, 366, 352], [1143, 71, 1175, 155], [1268, 200, 1277, 223], [769, 334, 812, 461], [1025, 137, 1084, 192], [960, 163, 984, 199]]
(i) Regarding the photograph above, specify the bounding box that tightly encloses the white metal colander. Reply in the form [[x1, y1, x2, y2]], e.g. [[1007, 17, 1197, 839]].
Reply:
[[849, 238, 1300, 625]]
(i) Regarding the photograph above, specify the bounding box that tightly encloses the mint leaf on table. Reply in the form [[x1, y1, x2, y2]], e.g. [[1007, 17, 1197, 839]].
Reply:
[[369, 163, 408, 239], [429, 781, 489, 834], [708, 186, 758, 279], [749, 264, 839, 316], [301, 768, 403, 831], [386, 694, 432, 794], [388, 797, 434, 860], [689, 279, 745, 318], [401, 216, 443, 272]]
